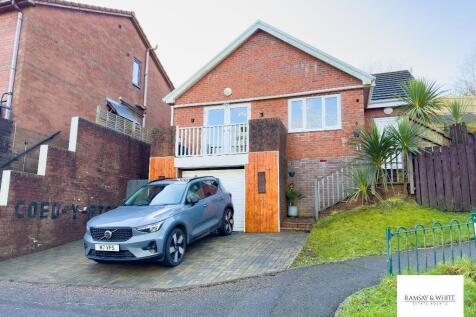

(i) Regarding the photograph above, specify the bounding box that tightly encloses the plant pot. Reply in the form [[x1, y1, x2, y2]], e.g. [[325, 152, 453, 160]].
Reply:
[[287, 205, 298, 217]]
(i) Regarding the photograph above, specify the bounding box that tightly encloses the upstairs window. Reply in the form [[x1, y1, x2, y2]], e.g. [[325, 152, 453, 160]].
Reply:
[[288, 94, 341, 132], [132, 58, 141, 88]]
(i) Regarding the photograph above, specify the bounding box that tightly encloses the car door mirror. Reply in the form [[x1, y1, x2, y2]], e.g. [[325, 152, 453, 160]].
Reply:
[[188, 196, 199, 205]]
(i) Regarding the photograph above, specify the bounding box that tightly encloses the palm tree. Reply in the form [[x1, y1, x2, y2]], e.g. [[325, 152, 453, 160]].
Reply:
[[400, 79, 443, 124], [358, 123, 395, 190], [348, 166, 379, 205], [445, 98, 469, 124], [387, 117, 424, 194]]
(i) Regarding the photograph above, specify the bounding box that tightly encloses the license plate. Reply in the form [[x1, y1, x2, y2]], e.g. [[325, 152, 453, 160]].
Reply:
[[94, 244, 119, 252]]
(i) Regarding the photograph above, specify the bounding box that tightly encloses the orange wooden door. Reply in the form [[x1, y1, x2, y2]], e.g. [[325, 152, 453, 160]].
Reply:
[[245, 151, 280, 232]]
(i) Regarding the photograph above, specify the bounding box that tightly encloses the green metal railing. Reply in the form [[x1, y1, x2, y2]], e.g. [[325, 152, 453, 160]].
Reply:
[[386, 212, 476, 274]]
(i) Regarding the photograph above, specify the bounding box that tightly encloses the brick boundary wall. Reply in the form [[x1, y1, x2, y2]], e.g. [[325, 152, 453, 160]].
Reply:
[[0, 117, 150, 260]]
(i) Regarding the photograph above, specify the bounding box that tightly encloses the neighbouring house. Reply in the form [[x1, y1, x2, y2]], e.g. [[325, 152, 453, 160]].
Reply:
[[365, 70, 413, 131], [0, 0, 173, 148], [0, 0, 173, 260], [150, 20, 418, 233]]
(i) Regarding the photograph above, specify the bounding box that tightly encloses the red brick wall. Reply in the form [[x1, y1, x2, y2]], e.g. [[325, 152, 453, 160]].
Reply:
[[169, 29, 369, 218], [174, 88, 365, 160], [173, 106, 204, 127], [364, 107, 402, 127], [0, 11, 17, 106], [9, 5, 171, 138], [176, 30, 361, 105], [252, 89, 364, 160], [0, 118, 150, 260], [172, 30, 366, 160], [288, 156, 355, 217]]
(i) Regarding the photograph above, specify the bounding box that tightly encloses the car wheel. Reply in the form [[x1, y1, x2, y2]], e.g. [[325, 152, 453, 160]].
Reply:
[[218, 208, 234, 236], [163, 227, 186, 267]]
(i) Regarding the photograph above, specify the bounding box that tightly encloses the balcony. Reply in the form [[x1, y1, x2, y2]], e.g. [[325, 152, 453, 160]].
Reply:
[[175, 123, 249, 168]]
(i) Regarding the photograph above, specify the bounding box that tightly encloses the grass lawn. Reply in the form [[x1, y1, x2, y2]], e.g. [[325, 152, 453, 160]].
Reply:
[[292, 198, 472, 267], [336, 259, 476, 317]]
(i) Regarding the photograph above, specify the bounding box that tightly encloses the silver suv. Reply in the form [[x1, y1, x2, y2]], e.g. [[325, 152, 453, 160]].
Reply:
[[84, 177, 234, 266]]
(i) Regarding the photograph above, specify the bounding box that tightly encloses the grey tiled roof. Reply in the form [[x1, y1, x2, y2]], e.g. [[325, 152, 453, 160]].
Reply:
[[371, 70, 414, 101]]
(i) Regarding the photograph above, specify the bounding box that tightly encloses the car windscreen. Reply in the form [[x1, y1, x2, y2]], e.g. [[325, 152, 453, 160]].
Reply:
[[123, 183, 187, 206]]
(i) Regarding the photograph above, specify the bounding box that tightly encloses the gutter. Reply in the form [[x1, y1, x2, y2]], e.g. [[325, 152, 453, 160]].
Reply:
[[5, 0, 23, 120]]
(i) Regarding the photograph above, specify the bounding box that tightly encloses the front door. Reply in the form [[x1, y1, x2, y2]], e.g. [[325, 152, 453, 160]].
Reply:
[[374, 116, 403, 169]]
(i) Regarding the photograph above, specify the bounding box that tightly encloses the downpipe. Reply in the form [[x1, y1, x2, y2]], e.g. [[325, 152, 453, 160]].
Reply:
[[142, 45, 158, 127], [5, 4, 23, 120]]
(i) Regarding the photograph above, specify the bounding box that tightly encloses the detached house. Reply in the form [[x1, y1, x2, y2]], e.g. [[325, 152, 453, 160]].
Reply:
[[148, 21, 411, 232], [0, 0, 173, 146]]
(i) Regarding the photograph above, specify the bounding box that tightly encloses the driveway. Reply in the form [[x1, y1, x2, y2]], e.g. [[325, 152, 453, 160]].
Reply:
[[2, 243, 473, 316], [0, 255, 387, 317], [0, 232, 307, 289]]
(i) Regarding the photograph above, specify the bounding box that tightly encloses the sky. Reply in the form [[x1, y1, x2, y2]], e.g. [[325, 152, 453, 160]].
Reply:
[[77, 0, 476, 92]]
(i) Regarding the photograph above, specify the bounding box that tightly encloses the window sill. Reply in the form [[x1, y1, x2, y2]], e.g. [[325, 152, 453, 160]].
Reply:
[[288, 127, 342, 133], [132, 83, 141, 89]]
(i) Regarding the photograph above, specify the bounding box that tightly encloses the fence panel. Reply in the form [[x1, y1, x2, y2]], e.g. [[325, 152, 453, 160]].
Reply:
[[426, 151, 437, 209], [419, 152, 430, 207], [450, 146, 463, 210], [414, 143, 476, 211], [96, 107, 151, 143], [468, 145, 476, 206], [441, 146, 453, 210], [413, 155, 421, 204], [458, 144, 471, 210], [434, 149, 445, 209]]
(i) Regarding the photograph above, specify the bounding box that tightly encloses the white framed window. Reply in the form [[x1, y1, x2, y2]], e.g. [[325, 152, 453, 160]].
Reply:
[[204, 103, 250, 126], [288, 94, 341, 132], [132, 58, 141, 88]]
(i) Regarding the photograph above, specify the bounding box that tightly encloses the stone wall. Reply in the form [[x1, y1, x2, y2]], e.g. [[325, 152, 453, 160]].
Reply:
[[0, 117, 150, 260]]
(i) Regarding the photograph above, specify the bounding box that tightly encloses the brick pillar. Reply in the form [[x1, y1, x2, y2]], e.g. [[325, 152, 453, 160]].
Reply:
[[149, 126, 176, 180], [248, 118, 288, 229]]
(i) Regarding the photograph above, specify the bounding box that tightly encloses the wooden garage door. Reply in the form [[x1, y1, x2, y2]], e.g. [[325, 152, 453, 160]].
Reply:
[[182, 169, 245, 231]]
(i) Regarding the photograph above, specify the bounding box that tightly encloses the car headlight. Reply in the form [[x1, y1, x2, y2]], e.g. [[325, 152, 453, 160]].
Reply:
[[136, 221, 164, 233]]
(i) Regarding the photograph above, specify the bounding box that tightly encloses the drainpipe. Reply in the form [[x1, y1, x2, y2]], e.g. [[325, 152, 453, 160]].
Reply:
[[142, 45, 158, 127], [5, 1, 23, 120]]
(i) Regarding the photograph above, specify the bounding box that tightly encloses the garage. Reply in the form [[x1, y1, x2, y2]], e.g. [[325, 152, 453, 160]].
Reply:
[[181, 169, 246, 231]]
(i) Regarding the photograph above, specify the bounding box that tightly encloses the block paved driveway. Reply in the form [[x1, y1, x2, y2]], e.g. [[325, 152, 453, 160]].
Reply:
[[0, 232, 307, 289]]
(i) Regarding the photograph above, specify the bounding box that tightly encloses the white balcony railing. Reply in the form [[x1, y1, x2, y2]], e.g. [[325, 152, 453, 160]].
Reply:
[[176, 123, 249, 157]]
